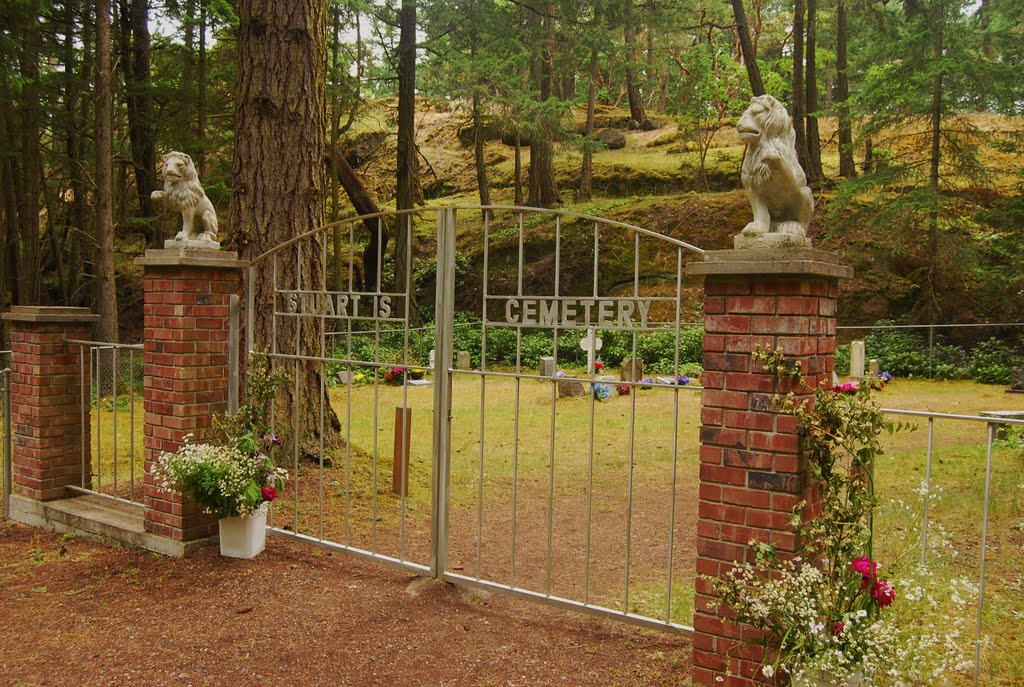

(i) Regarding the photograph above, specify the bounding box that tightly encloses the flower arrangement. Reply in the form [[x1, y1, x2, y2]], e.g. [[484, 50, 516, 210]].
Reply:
[[677, 375, 691, 386], [155, 354, 288, 519], [710, 347, 968, 685], [383, 366, 406, 384], [594, 360, 605, 373], [616, 384, 631, 396], [639, 377, 654, 390], [593, 383, 612, 401]]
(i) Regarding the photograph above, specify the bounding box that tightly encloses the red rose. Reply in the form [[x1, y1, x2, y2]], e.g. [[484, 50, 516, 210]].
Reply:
[[261, 486, 277, 501], [871, 579, 895, 607], [830, 621, 845, 636]]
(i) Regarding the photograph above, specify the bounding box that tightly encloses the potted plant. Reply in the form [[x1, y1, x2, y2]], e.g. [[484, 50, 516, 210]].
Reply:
[[710, 349, 970, 685], [155, 354, 288, 559]]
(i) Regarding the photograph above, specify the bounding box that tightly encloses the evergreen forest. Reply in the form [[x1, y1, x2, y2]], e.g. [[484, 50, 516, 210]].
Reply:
[[0, 0, 1022, 347]]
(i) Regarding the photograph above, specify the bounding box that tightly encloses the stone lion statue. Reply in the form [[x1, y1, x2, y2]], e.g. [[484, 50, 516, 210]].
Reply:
[[151, 151, 218, 245], [735, 95, 814, 249]]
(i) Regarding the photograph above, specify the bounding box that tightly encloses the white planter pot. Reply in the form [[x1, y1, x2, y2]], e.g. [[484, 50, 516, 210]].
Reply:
[[218, 503, 268, 559]]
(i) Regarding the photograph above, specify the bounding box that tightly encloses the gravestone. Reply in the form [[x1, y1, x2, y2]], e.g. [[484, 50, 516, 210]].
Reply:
[[579, 328, 603, 374], [337, 371, 354, 385], [539, 356, 556, 378], [869, 359, 880, 376], [850, 340, 866, 378], [620, 356, 644, 382], [558, 378, 585, 398], [1009, 367, 1024, 394], [429, 349, 435, 370], [456, 351, 471, 370]]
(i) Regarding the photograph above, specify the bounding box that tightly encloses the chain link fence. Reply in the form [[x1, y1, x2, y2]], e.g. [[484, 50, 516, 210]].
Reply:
[[836, 323, 1024, 383]]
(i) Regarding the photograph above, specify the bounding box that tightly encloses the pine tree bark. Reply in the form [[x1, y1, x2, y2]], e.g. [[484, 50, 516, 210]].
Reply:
[[527, 4, 561, 208], [395, 0, 417, 294], [836, 0, 856, 178], [623, 0, 649, 129], [329, 147, 387, 293], [805, 0, 823, 183], [578, 28, 600, 202], [17, 3, 43, 304], [118, 0, 158, 246], [927, 0, 944, 321], [96, 0, 119, 341], [231, 0, 341, 460], [730, 0, 765, 96]]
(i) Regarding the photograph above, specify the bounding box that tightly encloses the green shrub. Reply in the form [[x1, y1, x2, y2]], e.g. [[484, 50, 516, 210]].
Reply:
[[968, 337, 1022, 385]]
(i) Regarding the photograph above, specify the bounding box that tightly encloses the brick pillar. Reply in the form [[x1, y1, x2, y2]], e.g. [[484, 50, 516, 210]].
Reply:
[[1, 307, 98, 501], [686, 250, 852, 686], [135, 247, 243, 544]]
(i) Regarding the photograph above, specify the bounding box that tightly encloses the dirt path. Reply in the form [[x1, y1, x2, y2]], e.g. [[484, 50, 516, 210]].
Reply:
[[0, 522, 690, 687]]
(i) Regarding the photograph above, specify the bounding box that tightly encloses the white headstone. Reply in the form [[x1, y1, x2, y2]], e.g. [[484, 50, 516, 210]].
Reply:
[[850, 340, 866, 378], [539, 356, 556, 378], [429, 349, 436, 370], [868, 358, 880, 376], [579, 328, 603, 374]]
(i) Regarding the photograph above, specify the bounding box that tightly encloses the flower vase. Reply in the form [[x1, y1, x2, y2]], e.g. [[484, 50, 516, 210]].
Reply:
[[218, 503, 268, 559]]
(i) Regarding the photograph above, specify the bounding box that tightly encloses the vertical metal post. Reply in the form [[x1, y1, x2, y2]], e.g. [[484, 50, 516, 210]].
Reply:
[[920, 417, 934, 567], [246, 266, 256, 356], [228, 294, 240, 413], [2, 368, 11, 520], [973, 423, 996, 687], [928, 324, 935, 380], [431, 207, 456, 579]]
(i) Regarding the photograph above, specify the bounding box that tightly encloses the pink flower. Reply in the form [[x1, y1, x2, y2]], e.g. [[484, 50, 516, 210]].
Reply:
[[830, 621, 845, 636], [261, 486, 277, 501], [851, 556, 878, 578], [832, 381, 860, 394], [871, 579, 896, 607]]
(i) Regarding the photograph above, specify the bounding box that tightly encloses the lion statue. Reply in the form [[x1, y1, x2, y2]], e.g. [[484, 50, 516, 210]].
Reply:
[[151, 151, 218, 245], [734, 95, 814, 249]]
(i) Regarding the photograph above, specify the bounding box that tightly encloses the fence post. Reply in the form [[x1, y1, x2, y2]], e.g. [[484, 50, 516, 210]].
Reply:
[[430, 208, 456, 579], [135, 246, 245, 551], [0, 307, 98, 508], [686, 249, 852, 686]]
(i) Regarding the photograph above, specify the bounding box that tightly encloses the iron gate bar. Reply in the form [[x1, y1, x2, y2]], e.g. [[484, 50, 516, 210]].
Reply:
[[431, 207, 456, 578], [442, 573, 692, 634], [667, 247, 684, 623]]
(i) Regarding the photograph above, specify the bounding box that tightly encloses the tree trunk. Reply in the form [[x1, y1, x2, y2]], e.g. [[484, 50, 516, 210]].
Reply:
[[473, 92, 492, 218], [118, 0, 158, 246], [623, 0, 648, 129], [329, 5, 343, 291], [96, 0, 119, 341], [514, 132, 523, 206], [792, 0, 809, 174], [231, 0, 341, 461], [731, 0, 765, 96], [578, 29, 600, 202], [835, 0, 856, 178], [805, 0, 823, 183], [17, 3, 43, 304], [527, 4, 561, 208], [927, 0, 944, 321], [329, 147, 388, 293], [395, 0, 417, 295], [197, 0, 208, 176]]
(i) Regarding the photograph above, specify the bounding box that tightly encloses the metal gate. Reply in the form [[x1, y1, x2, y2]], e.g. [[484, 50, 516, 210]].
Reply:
[[245, 206, 704, 632]]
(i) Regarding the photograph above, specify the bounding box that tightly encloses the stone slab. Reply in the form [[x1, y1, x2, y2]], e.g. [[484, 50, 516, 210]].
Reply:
[[1, 305, 100, 324], [8, 494, 212, 558], [686, 248, 853, 279], [407, 379, 433, 387], [164, 238, 221, 251], [135, 246, 244, 269]]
